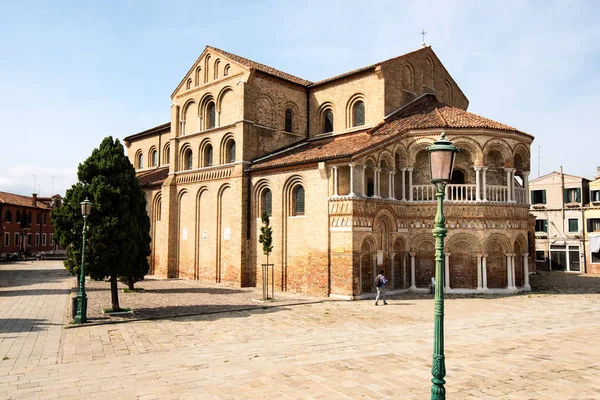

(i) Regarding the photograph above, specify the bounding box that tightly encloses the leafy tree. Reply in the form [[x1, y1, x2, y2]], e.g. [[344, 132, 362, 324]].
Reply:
[[52, 137, 151, 311], [258, 211, 273, 265]]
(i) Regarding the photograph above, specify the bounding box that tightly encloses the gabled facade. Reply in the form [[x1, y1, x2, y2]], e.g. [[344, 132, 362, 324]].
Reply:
[[124, 45, 534, 298], [529, 171, 589, 272]]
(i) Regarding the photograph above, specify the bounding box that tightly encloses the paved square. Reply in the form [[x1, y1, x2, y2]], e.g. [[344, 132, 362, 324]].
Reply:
[[1, 261, 599, 399]]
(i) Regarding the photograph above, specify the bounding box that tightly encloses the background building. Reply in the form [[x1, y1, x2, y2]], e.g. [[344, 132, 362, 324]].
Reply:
[[585, 167, 600, 273], [125, 45, 534, 298], [530, 171, 589, 272], [0, 192, 62, 259]]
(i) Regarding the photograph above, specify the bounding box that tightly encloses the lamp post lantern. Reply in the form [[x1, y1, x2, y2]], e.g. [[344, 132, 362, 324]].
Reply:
[[73, 198, 93, 324], [427, 132, 458, 400]]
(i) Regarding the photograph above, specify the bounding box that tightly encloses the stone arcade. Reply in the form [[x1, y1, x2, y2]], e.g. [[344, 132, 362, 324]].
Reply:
[[124, 45, 535, 298]]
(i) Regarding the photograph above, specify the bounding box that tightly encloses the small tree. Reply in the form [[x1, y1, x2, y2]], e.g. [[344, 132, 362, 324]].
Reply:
[[258, 211, 273, 265], [258, 211, 273, 300]]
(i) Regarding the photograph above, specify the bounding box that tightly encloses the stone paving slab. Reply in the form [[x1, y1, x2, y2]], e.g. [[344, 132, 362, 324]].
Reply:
[[0, 261, 71, 371], [83, 276, 323, 324], [1, 261, 600, 399]]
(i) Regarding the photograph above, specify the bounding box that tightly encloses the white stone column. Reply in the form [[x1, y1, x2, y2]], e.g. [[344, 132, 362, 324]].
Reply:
[[332, 166, 339, 197], [374, 168, 381, 198], [523, 253, 530, 290], [476, 254, 483, 290], [349, 163, 355, 197], [511, 170, 516, 202], [482, 167, 488, 201], [390, 255, 395, 289], [523, 171, 530, 204], [360, 165, 366, 197], [402, 254, 407, 289], [407, 167, 414, 201], [482, 253, 488, 290], [389, 171, 395, 199], [511, 254, 516, 289], [409, 252, 416, 290], [504, 168, 515, 203], [505, 253, 515, 289], [401, 168, 407, 201], [198, 115, 202, 132], [474, 166, 482, 202], [444, 253, 451, 291], [505, 168, 511, 202], [180, 121, 186, 136]]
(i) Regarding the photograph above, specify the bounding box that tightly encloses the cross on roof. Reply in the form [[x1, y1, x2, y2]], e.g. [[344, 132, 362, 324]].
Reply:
[[420, 29, 427, 46]]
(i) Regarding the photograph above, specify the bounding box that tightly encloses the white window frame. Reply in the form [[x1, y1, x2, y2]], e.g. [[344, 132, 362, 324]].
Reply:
[[42, 233, 46, 246]]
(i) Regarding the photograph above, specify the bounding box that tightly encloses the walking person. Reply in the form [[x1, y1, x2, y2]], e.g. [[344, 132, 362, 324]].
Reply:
[[374, 269, 388, 306]]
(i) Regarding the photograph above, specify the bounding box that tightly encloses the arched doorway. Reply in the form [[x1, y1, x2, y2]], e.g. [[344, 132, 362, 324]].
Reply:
[[416, 241, 435, 288], [485, 235, 509, 288], [392, 239, 407, 289], [514, 238, 525, 287], [360, 239, 375, 294], [448, 234, 480, 289]]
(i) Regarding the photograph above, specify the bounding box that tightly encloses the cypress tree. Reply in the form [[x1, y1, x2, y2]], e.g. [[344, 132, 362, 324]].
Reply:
[[52, 136, 151, 311]]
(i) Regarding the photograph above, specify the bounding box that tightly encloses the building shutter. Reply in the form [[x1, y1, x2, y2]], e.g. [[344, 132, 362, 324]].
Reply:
[[542, 190, 546, 204], [576, 188, 581, 203], [544, 220, 548, 233], [563, 189, 568, 203]]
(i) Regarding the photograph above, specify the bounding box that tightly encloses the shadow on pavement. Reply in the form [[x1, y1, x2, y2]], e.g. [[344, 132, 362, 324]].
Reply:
[[0, 267, 72, 289], [141, 287, 249, 295], [0, 288, 71, 297], [71, 301, 307, 328], [0, 318, 59, 334]]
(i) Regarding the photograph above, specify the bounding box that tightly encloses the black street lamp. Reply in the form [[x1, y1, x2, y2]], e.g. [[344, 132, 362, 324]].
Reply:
[[73, 198, 93, 324], [427, 132, 458, 400]]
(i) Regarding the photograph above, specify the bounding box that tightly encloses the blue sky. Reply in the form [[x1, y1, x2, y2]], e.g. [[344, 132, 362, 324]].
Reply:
[[1, 0, 599, 196]]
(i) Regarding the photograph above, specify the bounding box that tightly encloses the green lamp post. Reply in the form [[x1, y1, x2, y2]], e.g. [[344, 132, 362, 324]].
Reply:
[[73, 198, 93, 324], [427, 132, 458, 400]]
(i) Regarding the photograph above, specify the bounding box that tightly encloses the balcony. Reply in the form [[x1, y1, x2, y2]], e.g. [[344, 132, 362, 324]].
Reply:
[[329, 163, 529, 206], [411, 184, 528, 205]]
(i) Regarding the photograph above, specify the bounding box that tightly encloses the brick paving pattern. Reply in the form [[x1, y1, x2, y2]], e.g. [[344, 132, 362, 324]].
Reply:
[[84, 277, 320, 323], [1, 260, 599, 399]]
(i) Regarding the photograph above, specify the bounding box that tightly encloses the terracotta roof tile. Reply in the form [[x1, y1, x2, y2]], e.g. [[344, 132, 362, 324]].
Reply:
[[249, 131, 390, 171], [373, 94, 523, 136], [0, 192, 52, 209], [207, 46, 313, 86], [136, 167, 169, 188], [250, 94, 528, 171]]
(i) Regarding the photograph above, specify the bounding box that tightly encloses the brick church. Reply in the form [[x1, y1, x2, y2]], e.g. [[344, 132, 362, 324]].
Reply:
[[124, 45, 535, 298]]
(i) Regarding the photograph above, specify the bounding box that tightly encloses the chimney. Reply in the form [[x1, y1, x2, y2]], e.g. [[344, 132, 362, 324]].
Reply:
[[596, 166, 600, 179], [32, 193, 37, 207]]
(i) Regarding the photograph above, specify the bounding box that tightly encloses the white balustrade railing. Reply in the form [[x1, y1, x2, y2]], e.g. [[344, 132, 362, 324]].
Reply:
[[487, 185, 508, 202], [515, 187, 527, 204], [446, 184, 477, 202], [389, 183, 519, 204], [413, 185, 436, 202]]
